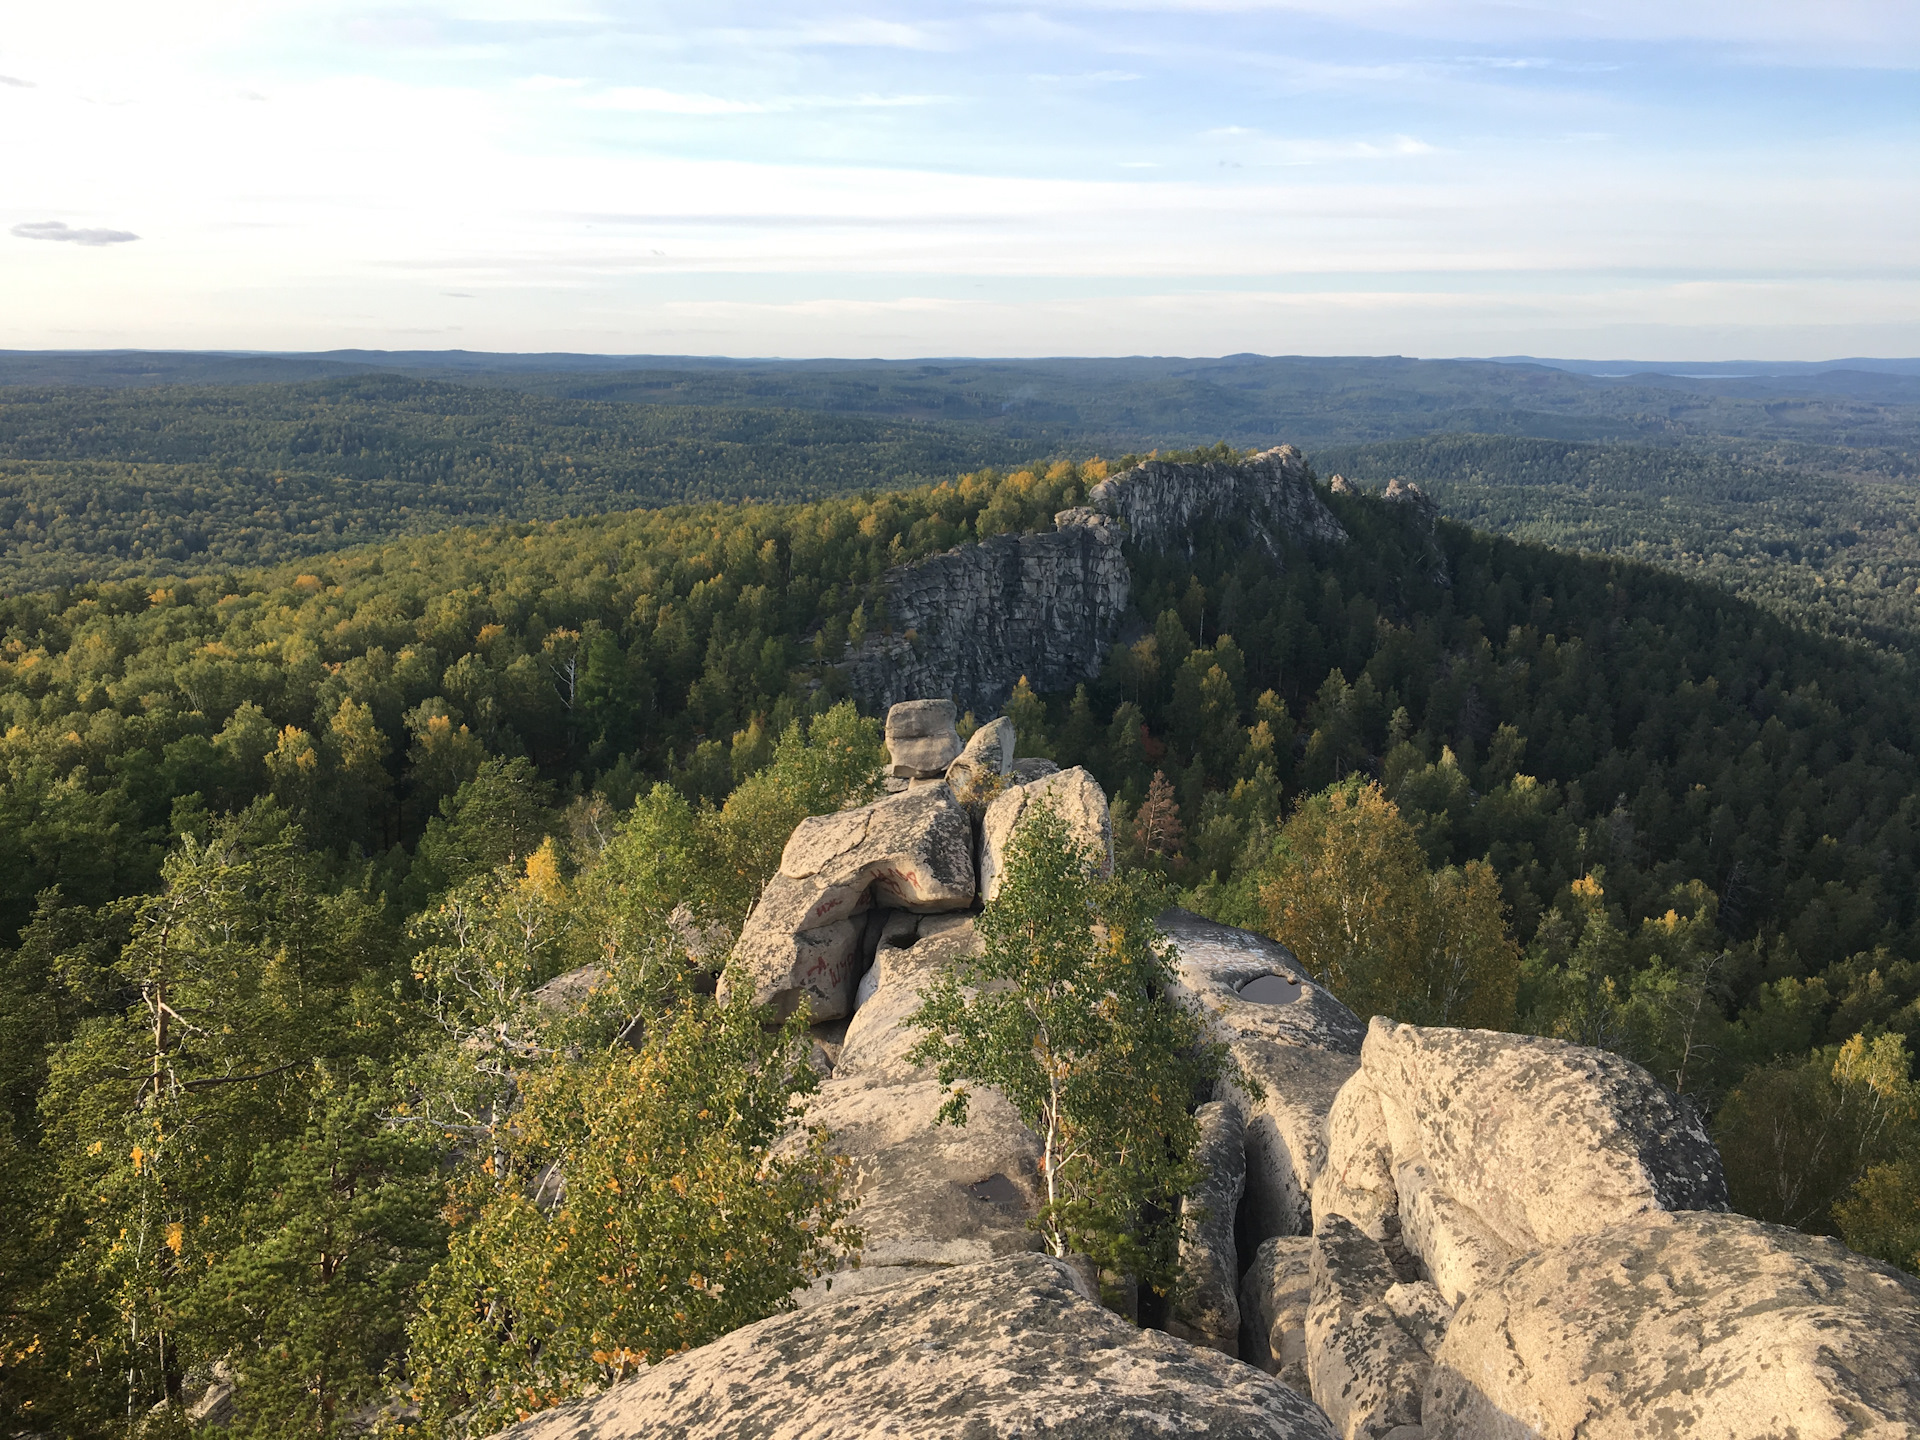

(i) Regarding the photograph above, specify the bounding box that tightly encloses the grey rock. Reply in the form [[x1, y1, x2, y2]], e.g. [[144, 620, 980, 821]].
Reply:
[[1242, 1235, 1316, 1380], [978, 765, 1113, 903], [1158, 910, 1364, 1244], [945, 714, 1015, 798], [1355, 1019, 1728, 1304], [1087, 445, 1348, 559], [843, 448, 1344, 717], [492, 1255, 1339, 1440], [1169, 1099, 1247, 1355], [1425, 1210, 1920, 1440], [843, 514, 1130, 717], [1308, 1216, 1430, 1440], [1007, 756, 1060, 783], [730, 786, 975, 1022], [884, 699, 961, 778]]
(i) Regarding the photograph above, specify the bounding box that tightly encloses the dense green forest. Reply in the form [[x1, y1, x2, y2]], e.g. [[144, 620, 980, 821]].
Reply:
[[0, 378, 1028, 591], [5, 450, 1920, 1433], [1319, 433, 1920, 649]]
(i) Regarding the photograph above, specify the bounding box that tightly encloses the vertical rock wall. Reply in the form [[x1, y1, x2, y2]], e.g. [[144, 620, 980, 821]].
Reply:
[[841, 445, 1347, 716]]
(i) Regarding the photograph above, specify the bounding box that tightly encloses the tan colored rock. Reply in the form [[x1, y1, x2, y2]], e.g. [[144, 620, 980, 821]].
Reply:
[[1352, 1018, 1727, 1304], [1308, 1216, 1431, 1440], [945, 714, 1015, 797], [1314, 1075, 1398, 1241], [884, 698, 961, 778], [798, 918, 1048, 1304], [1242, 1235, 1315, 1384], [731, 785, 974, 1021], [1169, 1099, 1246, 1355], [1159, 910, 1364, 1245], [977, 765, 1113, 902], [492, 1255, 1339, 1440], [1424, 1211, 1920, 1440]]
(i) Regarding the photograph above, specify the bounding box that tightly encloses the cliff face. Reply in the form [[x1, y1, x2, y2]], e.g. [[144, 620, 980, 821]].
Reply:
[[1081, 444, 1347, 557], [842, 446, 1345, 715], [841, 512, 1130, 716]]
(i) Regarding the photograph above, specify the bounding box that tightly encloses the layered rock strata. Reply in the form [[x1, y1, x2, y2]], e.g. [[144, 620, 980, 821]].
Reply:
[[494, 1255, 1338, 1440]]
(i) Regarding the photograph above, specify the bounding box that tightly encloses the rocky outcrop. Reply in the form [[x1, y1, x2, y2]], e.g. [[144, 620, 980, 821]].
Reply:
[[1169, 1099, 1246, 1355], [1082, 444, 1347, 558], [884, 698, 961, 778], [944, 714, 1014, 798], [1307, 1216, 1430, 1440], [800, 915, 1048, 1303], [1425, 1211, 1920, 1439], [495, 1255, 1338, 1440], [977, 764, 1114, 902], [843, 446, 1346, 715], [841, 514, 1129, 716], [1319, 1019, 1728, 1305], [1242, 1236, 1315, 1390], [730, 784, 975, 1022], [1159, 910, 1365, 1245]]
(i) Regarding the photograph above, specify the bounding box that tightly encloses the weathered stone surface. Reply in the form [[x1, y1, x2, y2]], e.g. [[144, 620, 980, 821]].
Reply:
[[494, 1255, 1339, 1440], [731, 786, 975, 1022], [884, 699, 961, 778], [798, 918, 1048, 1303], [842, 448, 1345, 716], [1308, 1216, 1430, 1440], [1169, 1099, 1247, 1355], [1314, 1076, 1398, 1243], [1425, 1211, 1920, 1440], [1087, 445, 1348, 558], [1008, 756, 1059, 783], [978, 765, 1114, 902], [1242, 1235, 1316, 1383], [1352, 1019, 1727, 1304], [945, 714, 1015, 797], [843, 515, 1130, 717], [1159, 910, 1364, 1245]]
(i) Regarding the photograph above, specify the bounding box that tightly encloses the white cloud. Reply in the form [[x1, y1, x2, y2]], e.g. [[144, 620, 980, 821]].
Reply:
[[12, 220, 140, 246]]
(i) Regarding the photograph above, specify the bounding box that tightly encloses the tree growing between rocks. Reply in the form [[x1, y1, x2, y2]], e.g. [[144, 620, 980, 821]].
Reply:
[[907, 801, 1228, 1298]]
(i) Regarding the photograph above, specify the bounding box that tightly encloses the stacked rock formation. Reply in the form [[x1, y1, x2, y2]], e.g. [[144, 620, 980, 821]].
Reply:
[[842, 446, 1349, 715], [497, 696, 1920, 1440]]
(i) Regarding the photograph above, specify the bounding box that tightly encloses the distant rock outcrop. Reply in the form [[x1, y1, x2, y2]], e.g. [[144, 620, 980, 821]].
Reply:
[[842, 445, 1346, 714]]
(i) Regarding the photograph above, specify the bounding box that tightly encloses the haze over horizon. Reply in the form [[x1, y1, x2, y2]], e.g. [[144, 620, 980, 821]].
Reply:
[[6, 0, 1917, 360]]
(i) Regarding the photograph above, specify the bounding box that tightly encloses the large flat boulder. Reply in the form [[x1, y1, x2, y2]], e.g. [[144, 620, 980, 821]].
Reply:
[[493, 1255, 1338, 1440], [1168, 1099, 1247, 1355], [977, 765, 1113, 902], [731, 785, 975, 1021], [1159, 911, 1365, 1245], [1425, 1210, 1920, 1439], [1322, 1019, 1728, 1305]]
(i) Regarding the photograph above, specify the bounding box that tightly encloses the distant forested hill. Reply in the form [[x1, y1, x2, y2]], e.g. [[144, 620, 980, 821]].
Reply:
[[0, 376, 1032, 591], [1317, 433, 1920, 649]]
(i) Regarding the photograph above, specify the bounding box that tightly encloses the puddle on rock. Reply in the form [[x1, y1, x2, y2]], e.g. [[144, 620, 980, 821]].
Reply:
[[1238, 973, 1303, 1005]]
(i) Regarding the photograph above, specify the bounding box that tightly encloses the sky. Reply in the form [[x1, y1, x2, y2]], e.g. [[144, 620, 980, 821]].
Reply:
[[4, 1, 1919, 359]]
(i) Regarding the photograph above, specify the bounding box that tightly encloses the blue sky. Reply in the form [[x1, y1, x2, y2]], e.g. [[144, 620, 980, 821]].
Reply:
[[4, 1, 1918, 358]]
